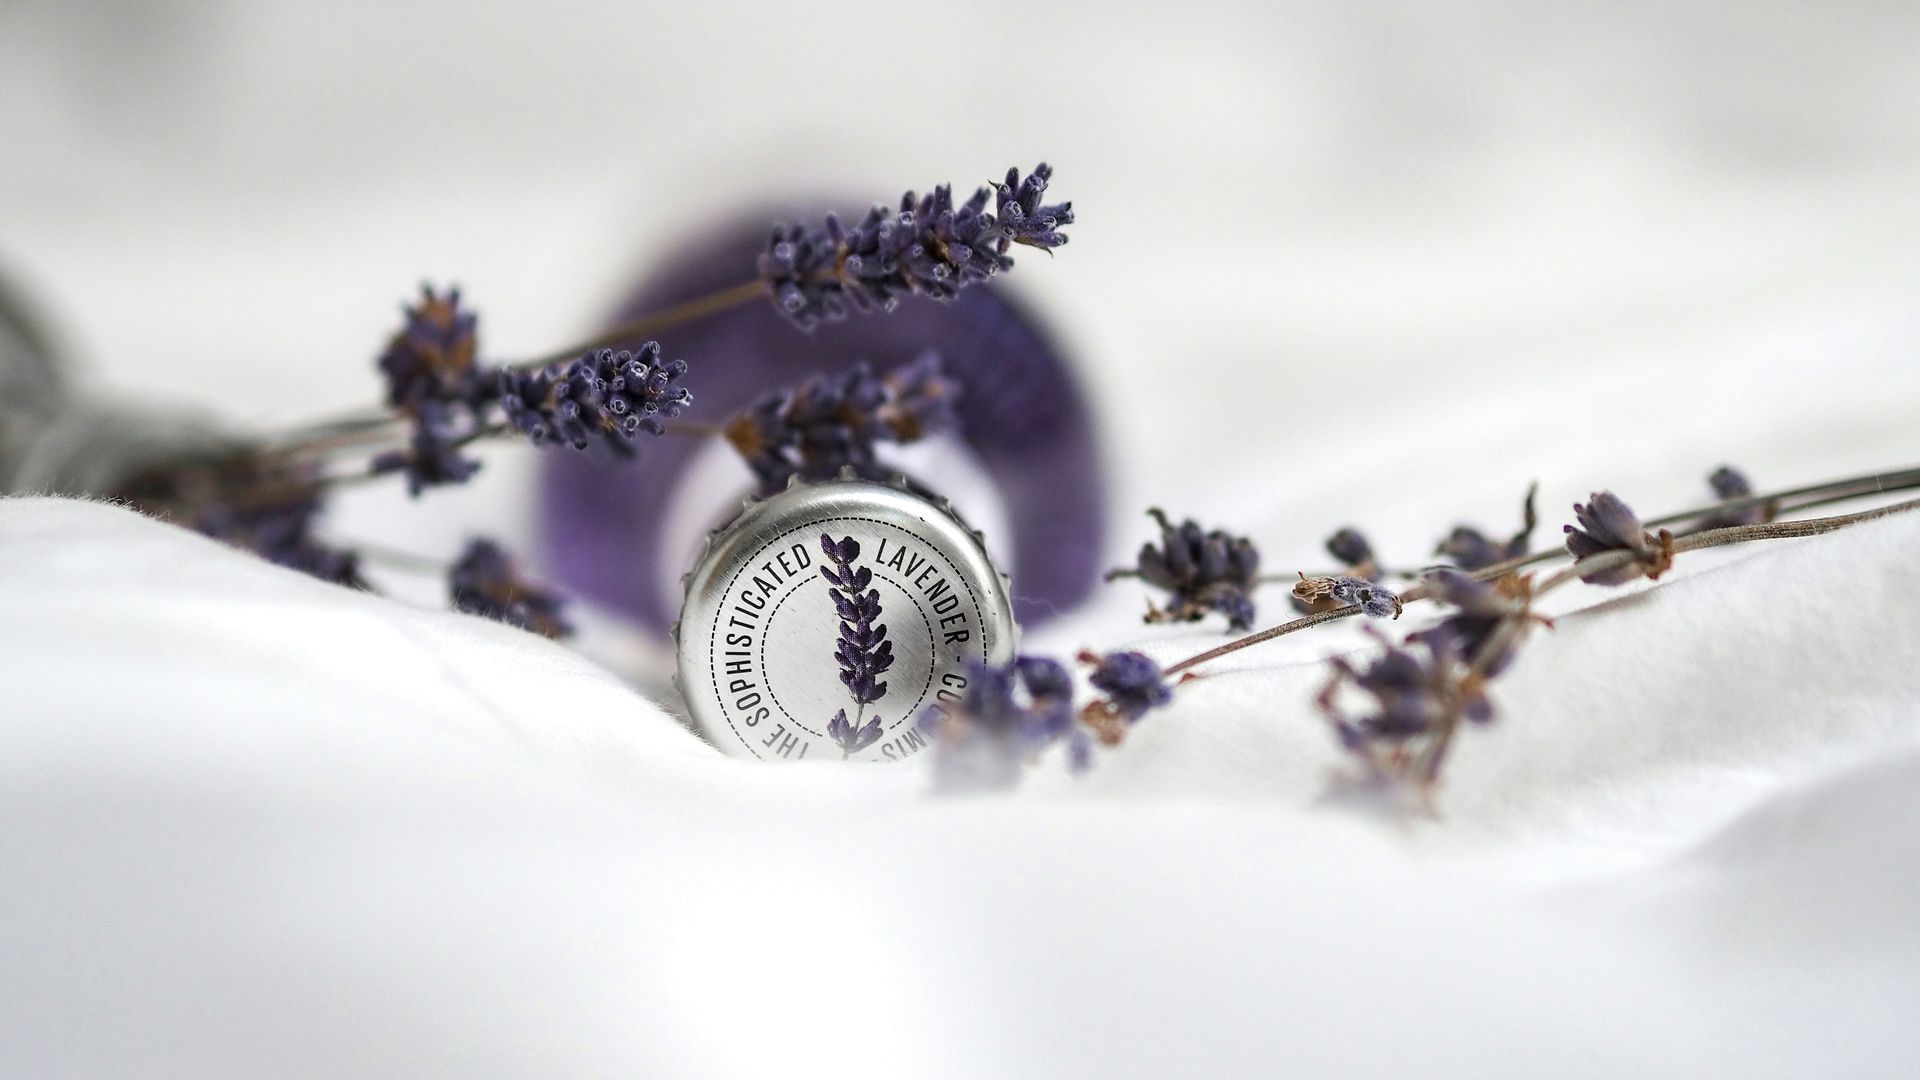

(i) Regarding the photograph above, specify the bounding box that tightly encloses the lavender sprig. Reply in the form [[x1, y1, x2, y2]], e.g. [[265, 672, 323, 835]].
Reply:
[[1077, 649, 1176, 748], [919, 656, 1079, 790], [377, 285, 490, 413], [1564, 491, 1672, 585], [449, 538, 573, 639], [725, 352, 959, 496], [1436, 482, 1539, 571], [759, 163, 1072, 330], [369, 399, 483, 496], [820, 533, 893, 758], [1112, 509, 1262, 631], [1318, 629, 1492, 788], [195, 494, 366, 589], [1698, 465, 1771, 529], [1407, 568, 1541, 678], [369, 285, 499, 498], [499, 344, 692, 458]]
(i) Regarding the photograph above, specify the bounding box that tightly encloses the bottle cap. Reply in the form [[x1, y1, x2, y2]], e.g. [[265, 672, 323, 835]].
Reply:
[[676, 475, 1017, 762]]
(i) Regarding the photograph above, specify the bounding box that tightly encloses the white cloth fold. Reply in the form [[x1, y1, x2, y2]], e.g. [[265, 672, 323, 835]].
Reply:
[[3, 495, 1917, 1078]]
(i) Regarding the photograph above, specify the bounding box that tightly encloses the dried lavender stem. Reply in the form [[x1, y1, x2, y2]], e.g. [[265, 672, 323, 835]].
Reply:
[[509, 279, 768, 370], [218, 462, 389, 512], [1162, 606, 1372, 676], [1410, 608, 1528, 782], [1537, 494, 1920, 593], [267, 418, 409, 461], [1400, 495, 1920, 778], [249, 283, 760, 468], [1164, 489, 1920, 677], [1652, 465, 1920, 528], [261, 407, 402, 449], [351, 541, 449, 574]]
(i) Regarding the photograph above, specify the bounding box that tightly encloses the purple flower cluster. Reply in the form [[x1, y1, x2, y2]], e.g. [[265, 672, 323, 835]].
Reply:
[[370, 399, 483, 496], [919, 656, 1078, 790], [757, 164, 1072, 330], [1325, 527, 1377, 574], [820, 533, 893, 758], [1699, 465, 1768, 529], [723, 352, 959, 496], [373, 286, 495, 496], [1320, 563, 1550, 791], [1124, 509, 1262, 630], [1319, 630, 1491, 785], [500, 344, 691, 459], [1408, 569, 1530, 677], [1436, 483, 1539, 571], [195, 495, 366, 589], [377, 285, 490, 412], [448, 538, 573, 639], [1085, 650, 1174, 725], [1564, 491, 1673, 585]]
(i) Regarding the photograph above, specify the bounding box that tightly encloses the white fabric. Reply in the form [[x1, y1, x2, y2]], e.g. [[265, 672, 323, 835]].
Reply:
[[6, 2, 1920, 1076], [4, 495, 1919, 1078]]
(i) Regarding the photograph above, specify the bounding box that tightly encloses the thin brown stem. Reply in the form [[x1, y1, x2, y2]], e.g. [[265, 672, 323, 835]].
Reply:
[[260, 407, 400, 447], [265, 418, 408, 461], [1427, 464, 1920, 585], [1396, 494, 1920, 780], [253, 279, 767, 465], [1536, 494, 1920, 594], [1164, 489, 1920, 677], [354, 541, 450, 575], [509, 279, 768, 370]]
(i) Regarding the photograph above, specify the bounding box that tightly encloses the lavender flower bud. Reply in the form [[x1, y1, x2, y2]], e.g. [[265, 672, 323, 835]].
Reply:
[[377, 285, 488, 413], [994, 163, 1074, 251], [920, 655, 1078, 791], [876, 350, 960, 441], [1128, 509, 1261, 631], [369, 399, 483, 497], [1085, 651, 1173, 723], [1325, 527, 1375, 570], [1436, 483, 1538, 571], [1317, 629, 1493, 786], [448, 538, 572, 639], [1321, 634, 1475, 745], [724, 353, 960, 497], [758, 221, 845, 331], [1434, 527, 1502, 572], [1700, 464, 1769, 528], [1564, 491, 1673, 585], [499, 344, 690, 459], [757, 164, 1072, 331], [1408, 569, 1526, 678], [1015, 656, 1076, 743], [1294, 574, 1402, 619], [194, 494, 367, 589]]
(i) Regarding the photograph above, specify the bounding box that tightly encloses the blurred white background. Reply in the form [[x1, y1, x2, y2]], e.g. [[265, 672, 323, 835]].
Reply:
[[4, 1, 1917, 569]]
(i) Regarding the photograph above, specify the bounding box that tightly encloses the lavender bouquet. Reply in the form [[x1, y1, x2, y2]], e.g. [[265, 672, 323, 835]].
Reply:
[[42, 164, 1071, 637]]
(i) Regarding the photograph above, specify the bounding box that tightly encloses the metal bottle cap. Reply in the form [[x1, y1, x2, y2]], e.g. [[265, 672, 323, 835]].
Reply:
[[676, 475, 1017, 762]]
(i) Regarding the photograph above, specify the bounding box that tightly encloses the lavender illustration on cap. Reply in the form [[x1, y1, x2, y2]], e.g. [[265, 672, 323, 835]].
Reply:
[[820, 533, 892, 757]]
